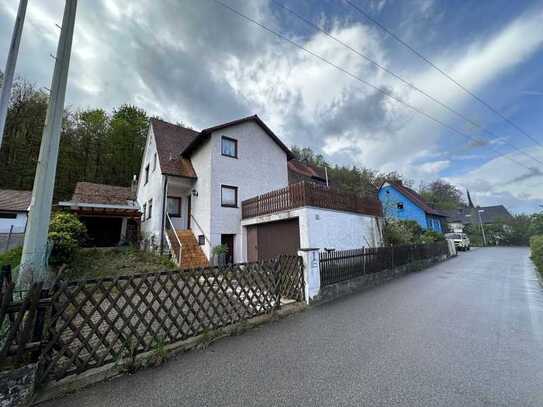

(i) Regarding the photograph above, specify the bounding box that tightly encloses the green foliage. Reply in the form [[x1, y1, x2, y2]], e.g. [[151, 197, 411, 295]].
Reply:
[[0, 76, 150, 201], [419, 230, 446, 244], [384, 220, 444, 246], [465, 214, 541, 247], [0, 246, 22, 269], [48, 212, 87, 266], [290, 145, 410, 196], [530, 235, 543, 274], [212, 244, 229, 256], [419, 180, 466, 210]]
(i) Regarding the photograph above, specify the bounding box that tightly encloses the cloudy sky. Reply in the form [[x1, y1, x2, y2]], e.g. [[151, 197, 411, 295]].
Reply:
[[1, 0, 542, 213]]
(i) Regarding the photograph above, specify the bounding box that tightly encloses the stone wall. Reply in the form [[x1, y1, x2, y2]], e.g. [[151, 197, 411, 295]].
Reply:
[[315, 254, 449, 304], [0, 364, 37, 407]]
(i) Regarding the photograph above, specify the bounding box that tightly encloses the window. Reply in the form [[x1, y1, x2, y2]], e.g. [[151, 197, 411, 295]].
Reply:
[[167, 196, 181, 217], [144, 164, 150, 184], [147, 199, 153, 219], [153, 153, 157, 172], [221, 185, 238, 207], [221, 136, 237, 158], [198, 235, 205, 246], [142, 203, 147, 221], [397, 202, 404, 210], [0, 212, 17, 219]]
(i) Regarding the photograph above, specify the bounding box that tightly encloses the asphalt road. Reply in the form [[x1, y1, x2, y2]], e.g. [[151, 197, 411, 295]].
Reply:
[[43, 247, 543, 406]]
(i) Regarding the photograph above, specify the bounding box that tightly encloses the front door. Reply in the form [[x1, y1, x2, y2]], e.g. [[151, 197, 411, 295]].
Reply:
[[221, 234, 235, 264]]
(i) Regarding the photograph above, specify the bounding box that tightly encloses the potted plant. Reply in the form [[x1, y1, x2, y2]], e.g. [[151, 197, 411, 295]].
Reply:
[[212, 244, 229, 266]]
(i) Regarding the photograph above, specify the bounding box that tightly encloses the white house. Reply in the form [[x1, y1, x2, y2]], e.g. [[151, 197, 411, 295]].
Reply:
[[137, 115, 383, 268], [0, 189, 32, 234]]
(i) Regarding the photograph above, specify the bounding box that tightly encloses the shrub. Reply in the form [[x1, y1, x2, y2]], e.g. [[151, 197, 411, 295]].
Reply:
[[419, 230, 445, 244], [48, 212, 87, 266], [530, 235, 543, 274], [0, 246, 22, 270], [383, 220, 423, 246]]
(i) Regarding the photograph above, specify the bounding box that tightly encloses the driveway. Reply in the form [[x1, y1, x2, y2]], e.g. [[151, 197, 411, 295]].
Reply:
[[42, 247, 543, 406]]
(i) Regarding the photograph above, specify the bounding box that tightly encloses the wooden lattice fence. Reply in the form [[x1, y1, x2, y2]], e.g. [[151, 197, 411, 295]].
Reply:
[[0, 256, 305, 384]]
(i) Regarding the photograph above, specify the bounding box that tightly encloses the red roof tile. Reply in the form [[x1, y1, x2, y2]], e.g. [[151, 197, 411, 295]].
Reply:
[[0, 189, 32, 212], [151, 118, 198, 178], [71, 182, 135, 206]]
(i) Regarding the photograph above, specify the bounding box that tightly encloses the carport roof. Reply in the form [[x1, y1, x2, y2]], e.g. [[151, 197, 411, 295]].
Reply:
[[0, 189, 32, 212]]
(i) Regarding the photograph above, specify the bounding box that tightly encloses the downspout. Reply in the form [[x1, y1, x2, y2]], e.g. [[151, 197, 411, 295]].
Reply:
[[160, 175, 168, 255]]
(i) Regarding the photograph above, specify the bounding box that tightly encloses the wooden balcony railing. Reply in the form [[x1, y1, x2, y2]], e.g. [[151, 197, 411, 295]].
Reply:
[[241, 181, 383, 219]]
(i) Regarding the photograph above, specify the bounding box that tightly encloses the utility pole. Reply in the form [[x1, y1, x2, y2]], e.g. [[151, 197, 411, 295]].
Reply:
[[0, 0, 28, 149], [18, 0, 78, 287]]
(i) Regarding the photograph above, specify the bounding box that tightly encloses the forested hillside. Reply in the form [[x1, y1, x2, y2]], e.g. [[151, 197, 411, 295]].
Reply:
[[0, 74, 149, 200]]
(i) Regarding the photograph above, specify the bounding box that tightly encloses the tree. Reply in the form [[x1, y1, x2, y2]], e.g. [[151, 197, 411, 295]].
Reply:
[[419, 180, 465, 210]]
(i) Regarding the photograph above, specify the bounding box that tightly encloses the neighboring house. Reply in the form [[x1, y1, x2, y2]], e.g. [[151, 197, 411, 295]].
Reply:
[[378, 181, 447, 232], [0, 189, 32, 234], [443, 205, 513, 230], [287, 159, 328, 185], [137, 115, 383, 268], [58, 182, 140, 247]]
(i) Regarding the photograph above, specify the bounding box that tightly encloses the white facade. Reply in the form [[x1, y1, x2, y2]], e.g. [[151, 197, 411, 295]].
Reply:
[[137, 126, 167, 247], [0, 212, 27, 233], [137, 117, 383, 264]]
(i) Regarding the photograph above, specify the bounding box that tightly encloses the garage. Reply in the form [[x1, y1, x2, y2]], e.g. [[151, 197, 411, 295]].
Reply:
[[246, 218, 300, 262]]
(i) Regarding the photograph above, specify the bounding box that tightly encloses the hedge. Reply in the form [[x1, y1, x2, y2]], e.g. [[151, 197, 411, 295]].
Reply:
[[530, 235, 543, 274]]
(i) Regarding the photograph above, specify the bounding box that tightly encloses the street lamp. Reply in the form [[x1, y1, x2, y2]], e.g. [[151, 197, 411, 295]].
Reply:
[[477, 209, 487, 247]]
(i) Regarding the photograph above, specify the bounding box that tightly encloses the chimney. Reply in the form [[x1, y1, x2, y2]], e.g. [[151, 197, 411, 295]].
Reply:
[[131, 174, 137, 193]]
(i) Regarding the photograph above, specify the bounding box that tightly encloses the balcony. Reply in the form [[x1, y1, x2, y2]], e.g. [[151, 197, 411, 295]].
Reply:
[[241, 181, 383, 219]]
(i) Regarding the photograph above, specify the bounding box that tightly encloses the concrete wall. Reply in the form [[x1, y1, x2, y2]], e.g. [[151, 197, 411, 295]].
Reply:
[[298, 207, 382, 250], [0, 212, 27, 233]]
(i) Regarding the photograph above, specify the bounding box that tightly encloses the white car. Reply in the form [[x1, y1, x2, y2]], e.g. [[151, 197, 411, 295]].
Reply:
[[445, 233, 471, 251]]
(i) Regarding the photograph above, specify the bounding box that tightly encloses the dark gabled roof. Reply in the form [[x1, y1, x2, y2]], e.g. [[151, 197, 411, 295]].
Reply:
[[70, 182, 136, 206], [444, 205, 513, 225], [380, 181, 447, 217], [182, 115, 294, 160], [0, 189, 32, 212], [151, 118, 198, 179], [288, 159, 328, 185]]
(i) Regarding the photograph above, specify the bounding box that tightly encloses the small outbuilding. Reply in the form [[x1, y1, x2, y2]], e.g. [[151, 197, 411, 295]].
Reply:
[[58, 182, 140, 247]]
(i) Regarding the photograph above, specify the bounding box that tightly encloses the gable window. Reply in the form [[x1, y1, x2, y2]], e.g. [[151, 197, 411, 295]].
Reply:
[[142, 203, 147, 221], [145, 164, 150, 184], [397, 202, 404, 210], [167, 196, 181, 217], [147, 199, 153, 220], [221, 185, 238, 208], [221, 136, 237, 158], [153, 153, 157, 172]]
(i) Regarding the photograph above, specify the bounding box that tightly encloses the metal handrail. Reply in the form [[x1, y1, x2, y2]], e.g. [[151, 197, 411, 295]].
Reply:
[[165, 213, 182, 265], [190, 214, 212, 246]]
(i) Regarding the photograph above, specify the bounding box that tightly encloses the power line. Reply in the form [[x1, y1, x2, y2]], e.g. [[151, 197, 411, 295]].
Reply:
[[271, 0, 543, 166], [344, 0, 543, 148], [210, 0, 536, 173]]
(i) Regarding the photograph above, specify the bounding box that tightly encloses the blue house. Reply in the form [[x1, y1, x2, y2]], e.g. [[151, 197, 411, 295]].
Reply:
[[377, 181, 447, 232]]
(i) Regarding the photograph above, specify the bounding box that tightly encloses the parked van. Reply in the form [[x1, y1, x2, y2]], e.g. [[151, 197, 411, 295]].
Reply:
[[445, 233, 471, 251]]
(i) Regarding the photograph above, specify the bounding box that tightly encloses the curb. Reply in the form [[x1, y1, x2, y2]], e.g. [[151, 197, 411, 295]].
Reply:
[[33, 302, 306, 405]]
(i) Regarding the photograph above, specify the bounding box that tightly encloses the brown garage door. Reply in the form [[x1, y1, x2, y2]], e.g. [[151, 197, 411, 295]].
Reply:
[[247, 218, 300, 262]]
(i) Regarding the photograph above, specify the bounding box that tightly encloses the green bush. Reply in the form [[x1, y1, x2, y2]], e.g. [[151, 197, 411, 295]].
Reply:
[[384, 220, 444, 246], [48, 212, 87, 266], [0, 246, 22, 270], [530, 235, 543, 274], [419, 230, 445, 244]]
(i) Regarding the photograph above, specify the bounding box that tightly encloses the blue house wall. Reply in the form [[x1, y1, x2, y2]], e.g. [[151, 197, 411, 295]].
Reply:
[[378, 185, 444, 232]]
